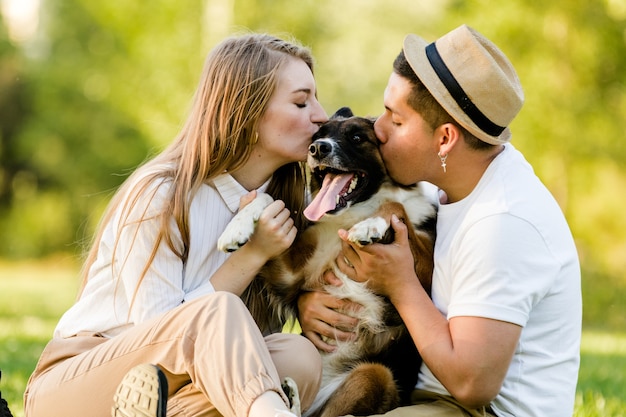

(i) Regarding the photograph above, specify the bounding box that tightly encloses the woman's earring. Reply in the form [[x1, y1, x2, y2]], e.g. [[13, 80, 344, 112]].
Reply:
[[254, 132, 259, 144], [438, 152, 448, 173]]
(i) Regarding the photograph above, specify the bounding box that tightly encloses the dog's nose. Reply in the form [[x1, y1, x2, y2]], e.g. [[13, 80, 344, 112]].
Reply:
[[309, 140, 332, 158]]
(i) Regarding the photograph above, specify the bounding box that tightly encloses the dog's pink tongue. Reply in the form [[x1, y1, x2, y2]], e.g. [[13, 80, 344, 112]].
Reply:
[[304, 173, 353, 221]]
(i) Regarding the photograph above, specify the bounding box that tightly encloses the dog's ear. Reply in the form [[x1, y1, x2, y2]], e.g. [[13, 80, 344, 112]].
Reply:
[[332, 107, 354, 119]]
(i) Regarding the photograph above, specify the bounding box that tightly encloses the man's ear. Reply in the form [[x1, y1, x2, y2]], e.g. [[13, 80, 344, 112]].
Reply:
[[436, 123, 462, 155]]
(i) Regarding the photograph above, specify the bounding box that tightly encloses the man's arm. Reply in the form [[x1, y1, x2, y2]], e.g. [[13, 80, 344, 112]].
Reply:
[[338, 214, 520, 408]]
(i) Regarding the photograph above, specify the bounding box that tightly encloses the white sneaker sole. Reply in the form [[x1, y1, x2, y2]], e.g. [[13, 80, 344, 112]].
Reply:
[[112, 364, 168, 417]]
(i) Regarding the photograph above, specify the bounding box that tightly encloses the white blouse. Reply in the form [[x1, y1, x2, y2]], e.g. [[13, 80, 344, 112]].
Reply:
[[54, 173, 268, 338]]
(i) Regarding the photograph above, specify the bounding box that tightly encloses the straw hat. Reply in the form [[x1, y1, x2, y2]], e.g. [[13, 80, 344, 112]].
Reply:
[[403, 24, 524, 145]]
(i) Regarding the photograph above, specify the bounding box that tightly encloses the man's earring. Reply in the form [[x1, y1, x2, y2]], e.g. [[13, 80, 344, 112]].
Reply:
[[438, 152, 448, 173]]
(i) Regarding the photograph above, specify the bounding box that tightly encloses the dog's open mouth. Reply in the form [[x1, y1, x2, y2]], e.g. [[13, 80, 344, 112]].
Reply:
[[304, 167, 368, 221]]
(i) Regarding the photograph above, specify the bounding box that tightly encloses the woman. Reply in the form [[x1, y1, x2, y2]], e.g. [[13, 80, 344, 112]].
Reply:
[[24, 33, 327, 417]]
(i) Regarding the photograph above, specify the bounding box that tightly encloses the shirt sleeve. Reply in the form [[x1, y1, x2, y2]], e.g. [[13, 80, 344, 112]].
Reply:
[[447, 213, 559, 327], [115, 180, 187, 324]]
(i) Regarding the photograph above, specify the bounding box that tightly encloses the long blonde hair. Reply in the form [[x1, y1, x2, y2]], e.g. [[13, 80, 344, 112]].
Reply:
[[79, 34, 314, 300]]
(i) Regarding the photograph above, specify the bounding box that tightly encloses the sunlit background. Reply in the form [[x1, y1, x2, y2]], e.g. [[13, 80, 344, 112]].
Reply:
[[1, 0, 625, 415], [1, 0, 40, 44]]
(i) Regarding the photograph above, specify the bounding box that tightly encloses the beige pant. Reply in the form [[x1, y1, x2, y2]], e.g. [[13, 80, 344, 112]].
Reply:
[[24, 292, 322, 417], [349, 390, 496, 417]]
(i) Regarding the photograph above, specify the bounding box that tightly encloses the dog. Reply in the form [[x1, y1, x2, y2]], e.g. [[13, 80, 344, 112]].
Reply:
[[218, 107, 437, 417]]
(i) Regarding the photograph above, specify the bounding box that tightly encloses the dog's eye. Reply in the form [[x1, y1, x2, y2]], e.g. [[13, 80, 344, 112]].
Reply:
[[352, 135, 362, 143]]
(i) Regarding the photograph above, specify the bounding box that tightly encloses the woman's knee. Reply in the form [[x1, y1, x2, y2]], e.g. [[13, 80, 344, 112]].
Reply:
[[288, 335, 322, 378], [160, 291, 255, 344], [268, 333, 322, 409], [201, 290, 245, 309], [184, 291, 249, 321]]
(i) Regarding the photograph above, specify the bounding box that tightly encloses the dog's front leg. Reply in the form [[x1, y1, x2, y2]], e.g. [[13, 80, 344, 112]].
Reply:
[[346, 201, 434, 293], [346, 201, 413, 246], [217, 193, 274, 252]]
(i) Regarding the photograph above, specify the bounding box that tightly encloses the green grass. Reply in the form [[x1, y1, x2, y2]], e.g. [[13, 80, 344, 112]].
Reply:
[[0, 259, 79, 417], [1, 261, 625, 417]]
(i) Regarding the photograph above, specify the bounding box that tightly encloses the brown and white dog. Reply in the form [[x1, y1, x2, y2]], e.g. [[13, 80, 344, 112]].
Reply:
[[218, 107, 437, 417]]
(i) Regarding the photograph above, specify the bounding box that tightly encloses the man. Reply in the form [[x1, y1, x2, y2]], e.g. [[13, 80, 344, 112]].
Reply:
[[298, 24, 581, 416]]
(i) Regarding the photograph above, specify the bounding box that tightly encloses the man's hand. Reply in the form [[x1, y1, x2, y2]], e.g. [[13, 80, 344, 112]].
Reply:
[[339, 214, 417, 302]]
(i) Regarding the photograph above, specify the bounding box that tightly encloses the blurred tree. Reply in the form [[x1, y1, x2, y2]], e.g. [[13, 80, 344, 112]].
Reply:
[[0, 15, 31, 211], [0, 0, 152, 257], [0, 0, 624, 327]]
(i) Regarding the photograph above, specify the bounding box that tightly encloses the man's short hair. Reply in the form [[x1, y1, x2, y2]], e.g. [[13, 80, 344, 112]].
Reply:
[[393, 51, 492, 151]]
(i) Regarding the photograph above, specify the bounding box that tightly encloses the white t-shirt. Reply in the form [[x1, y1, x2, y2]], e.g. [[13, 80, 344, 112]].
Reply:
[[55, 173, 267, 338], [416, 144, 581, 417]]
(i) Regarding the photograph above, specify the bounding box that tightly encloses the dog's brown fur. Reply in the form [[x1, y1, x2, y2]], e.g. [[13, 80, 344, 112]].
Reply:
[[218, 108, 436, 417]]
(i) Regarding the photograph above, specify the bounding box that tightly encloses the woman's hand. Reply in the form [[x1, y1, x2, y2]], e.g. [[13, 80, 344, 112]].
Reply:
[[245, 197, 297, 261], [213, 192, 296, 295]]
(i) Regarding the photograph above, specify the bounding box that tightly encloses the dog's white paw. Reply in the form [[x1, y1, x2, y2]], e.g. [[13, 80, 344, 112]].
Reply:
[[217, 193, 274, 252], [347, 216, 389, 246]]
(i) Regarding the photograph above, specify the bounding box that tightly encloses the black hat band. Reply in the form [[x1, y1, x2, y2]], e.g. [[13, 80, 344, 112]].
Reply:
[[425, 42, 506, 137]]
